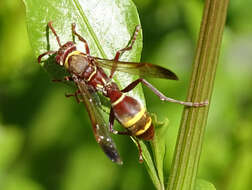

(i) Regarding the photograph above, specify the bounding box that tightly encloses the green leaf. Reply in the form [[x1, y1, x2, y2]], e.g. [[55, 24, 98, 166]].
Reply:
[[151, 114, 169, 190], [23, 1, 221, 190], [195, 179, 216, 190], [23, 0, 162, 189], [138, 140, 162, 190]]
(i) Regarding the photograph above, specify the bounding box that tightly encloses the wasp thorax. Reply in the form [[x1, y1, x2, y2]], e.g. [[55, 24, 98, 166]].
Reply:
[[68, 55, 89, 75]]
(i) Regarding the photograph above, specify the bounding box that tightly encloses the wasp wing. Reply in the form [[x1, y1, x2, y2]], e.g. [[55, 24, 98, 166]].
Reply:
[[75, 79, 123, 165], [93, 57, 178, 80]]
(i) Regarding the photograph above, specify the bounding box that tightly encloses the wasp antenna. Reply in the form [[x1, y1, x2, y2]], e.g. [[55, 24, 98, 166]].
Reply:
[[48, 21, 62, 47]]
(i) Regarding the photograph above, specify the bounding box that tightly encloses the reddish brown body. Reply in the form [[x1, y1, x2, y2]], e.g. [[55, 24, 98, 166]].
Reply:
[[66, 51, 154, 140]]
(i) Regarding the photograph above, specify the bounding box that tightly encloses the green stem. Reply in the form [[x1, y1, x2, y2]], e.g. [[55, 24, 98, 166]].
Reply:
[[167, 0, 229, 189]]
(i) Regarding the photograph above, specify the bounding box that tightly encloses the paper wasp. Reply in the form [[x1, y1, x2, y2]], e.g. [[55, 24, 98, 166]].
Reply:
[[38, 22, 207, 164]]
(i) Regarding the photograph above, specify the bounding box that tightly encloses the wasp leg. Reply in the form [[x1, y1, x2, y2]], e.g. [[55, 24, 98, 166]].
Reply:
[[65, 90, 82, 104], [38, 22, 62, 64], [52, 76, 73, 83], [109, 25, 141, 79], [71, 23, 90, 55], [38, 50, 56, 64], [109, 108, 132, 135], [51, 76, 80, 102], [65, 91, 109, 113], [109, 108, 143, 163], [121, 78, 208, 107], [135, 139, 143, 163], [65, 92, 113, 112]]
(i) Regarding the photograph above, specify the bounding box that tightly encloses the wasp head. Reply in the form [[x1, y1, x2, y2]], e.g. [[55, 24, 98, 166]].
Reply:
[[55, 41, 76, 66]]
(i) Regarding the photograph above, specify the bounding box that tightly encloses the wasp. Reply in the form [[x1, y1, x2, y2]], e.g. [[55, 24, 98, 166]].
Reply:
[[38, 22, 207, 164]]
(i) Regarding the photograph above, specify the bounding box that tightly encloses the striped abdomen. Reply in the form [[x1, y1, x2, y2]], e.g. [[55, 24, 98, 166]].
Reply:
[[111, 93, 154, 140]]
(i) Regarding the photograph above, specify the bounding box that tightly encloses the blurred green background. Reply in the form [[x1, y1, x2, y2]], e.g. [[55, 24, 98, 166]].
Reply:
[[0, 0, 251, 190]]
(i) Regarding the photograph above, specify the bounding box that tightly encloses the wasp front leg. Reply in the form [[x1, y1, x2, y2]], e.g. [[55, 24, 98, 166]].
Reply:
[[71, 23, 90, 55], [38, 50, 57, 64]]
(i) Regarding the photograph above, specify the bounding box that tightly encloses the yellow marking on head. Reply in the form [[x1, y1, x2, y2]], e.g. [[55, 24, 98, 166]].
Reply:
[[111, 94, 125, 107], [87, 65, 97, 81], [123, 107, 146, 128], [64, 50, 82, 69], [135, 117, 152, 136]]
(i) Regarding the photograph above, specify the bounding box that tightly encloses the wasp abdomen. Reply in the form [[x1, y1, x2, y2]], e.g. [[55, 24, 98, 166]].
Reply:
[[112, 94, 154, 140]]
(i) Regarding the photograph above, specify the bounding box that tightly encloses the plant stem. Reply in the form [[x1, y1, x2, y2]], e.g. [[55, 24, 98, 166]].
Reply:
[[167, 0, 229, 189]]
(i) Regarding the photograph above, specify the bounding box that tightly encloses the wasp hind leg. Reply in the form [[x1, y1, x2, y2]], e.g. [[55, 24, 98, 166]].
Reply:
[[135, 138, 144, 163], [121, 78, 208, 107], [109, 108, 144, 163]]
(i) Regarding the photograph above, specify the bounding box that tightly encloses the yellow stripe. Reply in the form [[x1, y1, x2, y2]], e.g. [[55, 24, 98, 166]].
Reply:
[[123, 107, 146, 128], [64, 50, 82, 69], [87, 65, 97, 81], [101, 77, 107, 85], [111, 94, 125, 107], [135, 117, 152, 136], [96, 84, 103, 89]]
